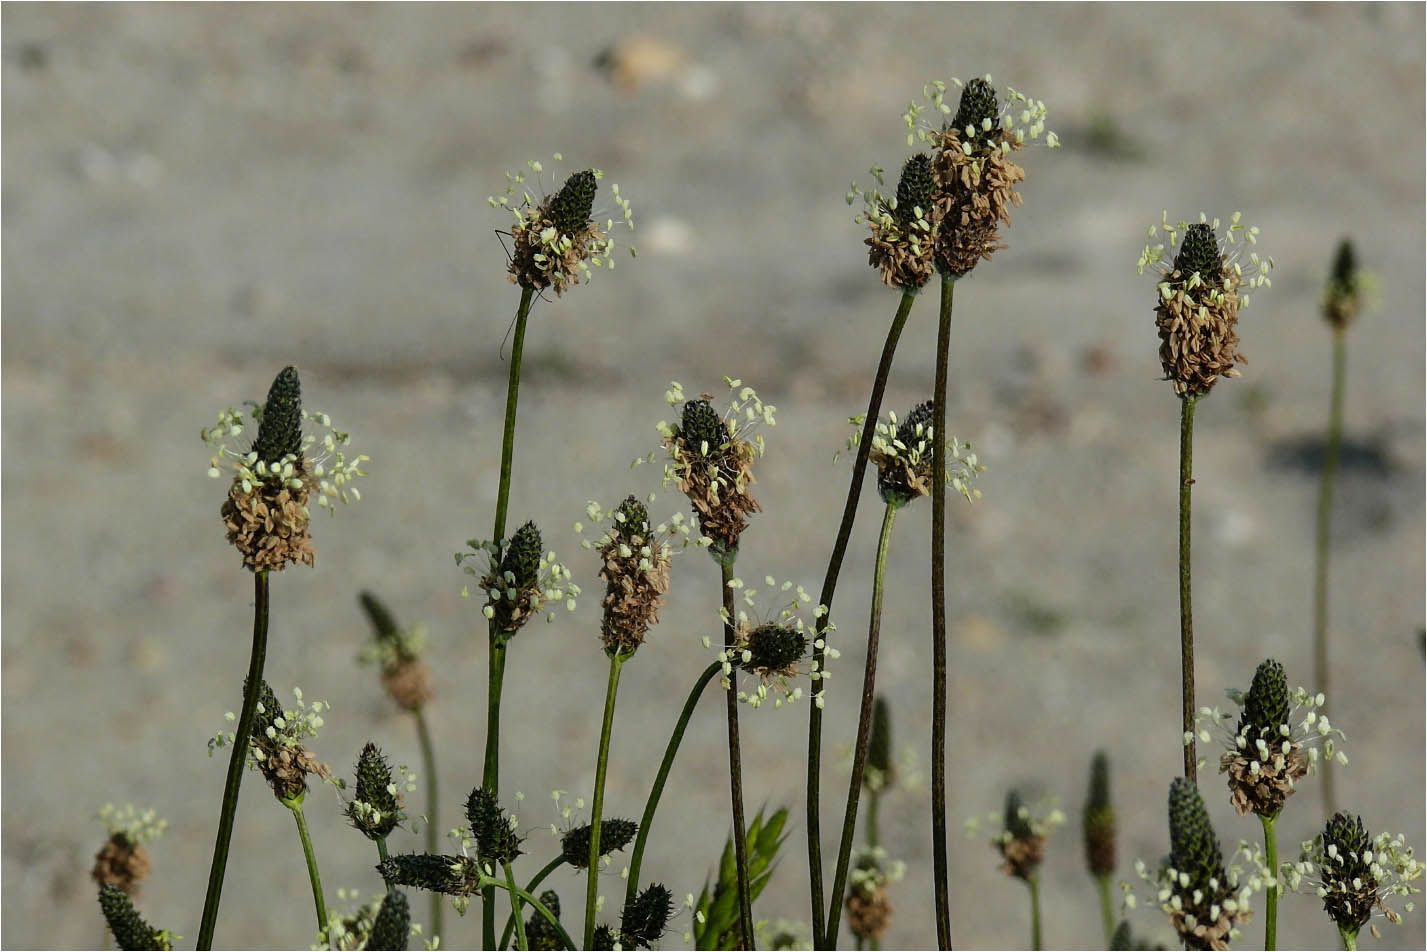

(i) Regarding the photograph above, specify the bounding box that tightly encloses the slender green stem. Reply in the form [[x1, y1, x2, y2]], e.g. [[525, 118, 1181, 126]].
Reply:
[[482, 875, 576, 951], [197, 569, 271, 949], [286, 795, 329, 946], [721, 557, 756, 950], [377, 837, 393, 898], [505, 861, 529, 952], [930, 274, 956, 948], [1339, 925, 1358, 951], [866, 792, 881, 850], [806, 289, 916, 944], [1095, 873, 1114, 947], [1178, 392, 1199, 780], [826, 502, 899, 946], [584, 652, 628, 948], [1314, 328, 1346, 817], [413, 705, 442, 939], [1262, 812, 1279, 950], [626, 661, 722, 907], [483, 284, 533, 949], [1027, 874, 1042, 951], [500, 856, 566, 950]]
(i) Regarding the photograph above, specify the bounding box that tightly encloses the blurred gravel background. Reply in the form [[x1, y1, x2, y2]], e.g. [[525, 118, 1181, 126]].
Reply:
[[3, 4, 1423, 950]]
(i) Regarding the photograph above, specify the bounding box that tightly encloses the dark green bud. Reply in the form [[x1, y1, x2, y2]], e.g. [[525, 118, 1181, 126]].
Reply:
[[679, 399, 725, 456], [895, 401, 935, 450], [525, 890, 566, 951], [1167, 778, 1226, 891], [366, 889, 411, 951], [561, 817, 639, 869], [1320, 812, 1378, 933], [893, 153, 934, 225], [347, 742, 400, 840], [1237, 659, 1291, 749], [620, 883, 674, 949], [1109, 920, 1133, 951], [1172, 223, 1223, 286], [245, 678, 284, 740], [952, 77, 999, 149], [1083, 750, 1116, 877], [500, 521, 544, 590], [591, 924, 618, 950], [377, 853, 479, 896], [359, 590, 400, 643], [741, 624, 808, 674], [1331, 239, 1357, 289], [550, 169, 597, 236], [98, 884, 171, 951], [866, 696, 893, 786], [252, 366, 303, 465], [466, 787, 523, 865], [613, 495, 650, 542], [1004, 789, 1034, 841]]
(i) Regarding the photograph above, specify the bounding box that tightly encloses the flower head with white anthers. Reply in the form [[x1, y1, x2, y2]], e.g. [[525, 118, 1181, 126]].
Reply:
[[91, 803, 167, 899], [458, 520, 578, 641], [208, 682, 333, 803], [201, 366, 368, 571], [849, 153, 937, 292], [1137, 212, 1274, 396], [1288, 813, 1421, 943], [967, 792, 1066, 882], [322, 887, 428, 952], [707, 576, 831, 709], [848, 400, 984, 508], [648, 378, 776, 562], [490, 154, 634, 295], [844, 845, 906, 945], [1191, 659, 1346, 818], [341, 741, 418, 842]]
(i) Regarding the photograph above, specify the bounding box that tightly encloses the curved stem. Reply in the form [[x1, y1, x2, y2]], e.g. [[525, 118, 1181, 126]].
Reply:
[[501, 856, 567, 950], [930, 274, 956, 948], [626, 661, 722, 907], [413, 705, 442, 939], [807, 289, 916, 944], [1262, 812, 1279, 950], [584, 652, 628, 948], [483, 875, 576, 951], [492, 284, 535, 548], [287, 796, 329, 946], [1178, 392, 1199, 780], [826, 502, 899, 946], [1096, 873, 1114, 947], [197, 569, 271, 949], [505, 861, 529, 952], [721, 557, 756, 949], [1027, 874, 1042, 951], [1314, 328, 1346, 816]]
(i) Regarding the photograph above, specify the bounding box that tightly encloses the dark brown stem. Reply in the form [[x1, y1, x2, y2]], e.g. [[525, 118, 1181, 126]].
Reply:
[[722, 557, 755, 949], [930, 275, 956, 948], [1179, 392, 1199, 780]]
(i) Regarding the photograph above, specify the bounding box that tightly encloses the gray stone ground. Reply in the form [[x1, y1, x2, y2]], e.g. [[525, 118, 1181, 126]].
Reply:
[[3, 4, 1423, 950]]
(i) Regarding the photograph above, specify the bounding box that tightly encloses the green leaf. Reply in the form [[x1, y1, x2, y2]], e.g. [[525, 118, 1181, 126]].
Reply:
[[692, 806, 791, 950]]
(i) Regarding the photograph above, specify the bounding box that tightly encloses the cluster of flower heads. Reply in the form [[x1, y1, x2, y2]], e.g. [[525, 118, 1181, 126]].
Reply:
[[575, 495, 698, 656], [844, 845, 906, 945], [91, 803, 167, 899], [850, 74, 1057, 290], [343, 741, 417, 842], [357, 590, 434, 712], [458, 520, 578, 641], [650, 379, 775, 560], [1137, 212, 1275, 396], [490, 155, 634, 295], [1191, 658, 1346, 818], [848, 400, 984, 507], [710, 575, 830, 709], [201, 366, 369, 571], [1289, 812, 1421, 943], [209, 682, 332, 802]]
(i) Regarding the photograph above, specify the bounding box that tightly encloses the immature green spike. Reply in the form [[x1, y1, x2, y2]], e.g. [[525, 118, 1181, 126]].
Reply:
[[741, 624, 808, 674], [1109, 919, 1133, 951], [465, 787, 522, 865], [550, 169, 597, 236], [894, 401, 935, 450], [893, 153, 934, 224], [377, 853, 478, 896], [613, 495, 650, 542], [98, 884, 172, 951], [620, 883, 674, 949], [1237, 659, 1291, 747], [952, 77, 999, 147], [591, 924, 618, 950], [1083, 750, 1116, 877], [252, 366, 303, 464], [348, 742, 400, 840], [867, 697, 893, 783], [1331, 239, 1357, 288], [1167, 778, 1226, 891], [500, 521, 544, 589], [359, 591, 400, 642], [366, 889, 411, 951], [679, 399, 725, 455], [1004, 789, 1035, 841], [525, 890, 566, 950], [1172, 223, 1224, 286], [245, 678, 284, 738], [1319, 812, 1378, 933], [561, 817, 638, 869]]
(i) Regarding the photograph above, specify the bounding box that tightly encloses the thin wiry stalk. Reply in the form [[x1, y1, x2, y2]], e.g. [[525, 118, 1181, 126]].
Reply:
[[500, 856, 566, 950], [288, 797, 328, 945], [413, 706, 442, 938], [722, 557, 756, 949], [806, 289, 917, 944], [197, 569, 271, 949], [584, 652, 628, 948], [1262, 813, 1279, 950], [506, 861, 529, 952], [1096, 874, 1114, 946], [826, 502, 898, 946], [1178, 393, 1199, 781], [1027, 874, 1043, 951], [1314, 328, 1346, 816], [930, 274, 956, 948]]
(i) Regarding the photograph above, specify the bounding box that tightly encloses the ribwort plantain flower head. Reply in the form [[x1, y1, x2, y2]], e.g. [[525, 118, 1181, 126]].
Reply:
[[202, 366, 369, 572], [620, 883, 674, 949], [458, 521, 578, 642], [850, 400, 985, 508], [208, 681, 332, 802], [1083, 751, 1117, 878], [851, 153, 937, 292], [1288, 813, 1422, 942], [345, 742, 405, 841], [844, 846, 905, 944], [377, 853, 483, 897], [465, 787, 523, 868], [357, 591, 433, 712], [712, 574, 828, 710], [864, 697, 894, 794], [651, 379, 775, 562], [1192, 660, 1346, 818], [988, 789, 1063, 881], [1322, 238, 1373, 331], [1138, 212, 1275, 396], [560, 817, 638, 870], [491, 155, 634, 296], [524, 890, 566, 951], [98, 883, 175, 951], [366, 889, 411, 952], [91, 804, 166, 898]]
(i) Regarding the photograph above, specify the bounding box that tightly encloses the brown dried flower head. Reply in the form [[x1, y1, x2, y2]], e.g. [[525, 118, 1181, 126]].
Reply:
[[91, 836, 152, 898], [208, 681, 332, 803], [845, 846, 904, 943], [855, 153, 936, 291], [588, 495, 684, 657]]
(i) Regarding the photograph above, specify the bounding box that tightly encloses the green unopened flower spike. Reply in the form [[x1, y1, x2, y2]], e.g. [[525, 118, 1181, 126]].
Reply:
[[562, 817, 638, 869], [864, 697, 894, 794], [1158, 777, 1247, 950], [98, 883, 174, 951], [1083, 751, 1116, 878], [525, 890, 566, 950], [466, 787, 523, 866], [680, 400, 726, 456], [377, 853, 482, 897], [620, 882, 674, 949], [590, 923, 618, 950], [1292, 812, 1422, 945], [366, 889, 411, 952], [251, 366, 304, 466], [551, 169, 598, 236], [347, 742, 403, 840], [1322, 238, 1371, 331]]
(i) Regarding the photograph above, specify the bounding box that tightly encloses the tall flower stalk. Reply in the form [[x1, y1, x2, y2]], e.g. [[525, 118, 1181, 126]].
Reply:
[[1138, 212, 1274, 779], [584, 650, 629, 947]]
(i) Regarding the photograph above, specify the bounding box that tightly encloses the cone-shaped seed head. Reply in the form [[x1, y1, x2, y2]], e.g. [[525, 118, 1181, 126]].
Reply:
[[551, 169, 597, 236], [1331, 239, 1357, 288], [561, 817, 638, 869], [1172, 223, 1224, 286], [349, 742, 400, 840], [894, 153, 934, 224], [525, 890, 566, 951], [680, 400, 725, 456], [367, 889, 411, 951], [1083, 750, 1116, 877], [359, 591, 400, 642], [952, 78, 999, 149], [867, 697, 893, 782], [466, 787, 522, 865], [613, 495, 650, 542], [620, 883, 674, 949], [1237, 659, 1291, 748], [98, 883, 171, 951], [377, 853, 478, 896], [1167, 778, 1226, 891], [252, 366, 303, 465], [500, 521, 544, 590], [1004, 789, 1035, 841], [741, 624, 808, 674], [1320, 812, 1378, 933]]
